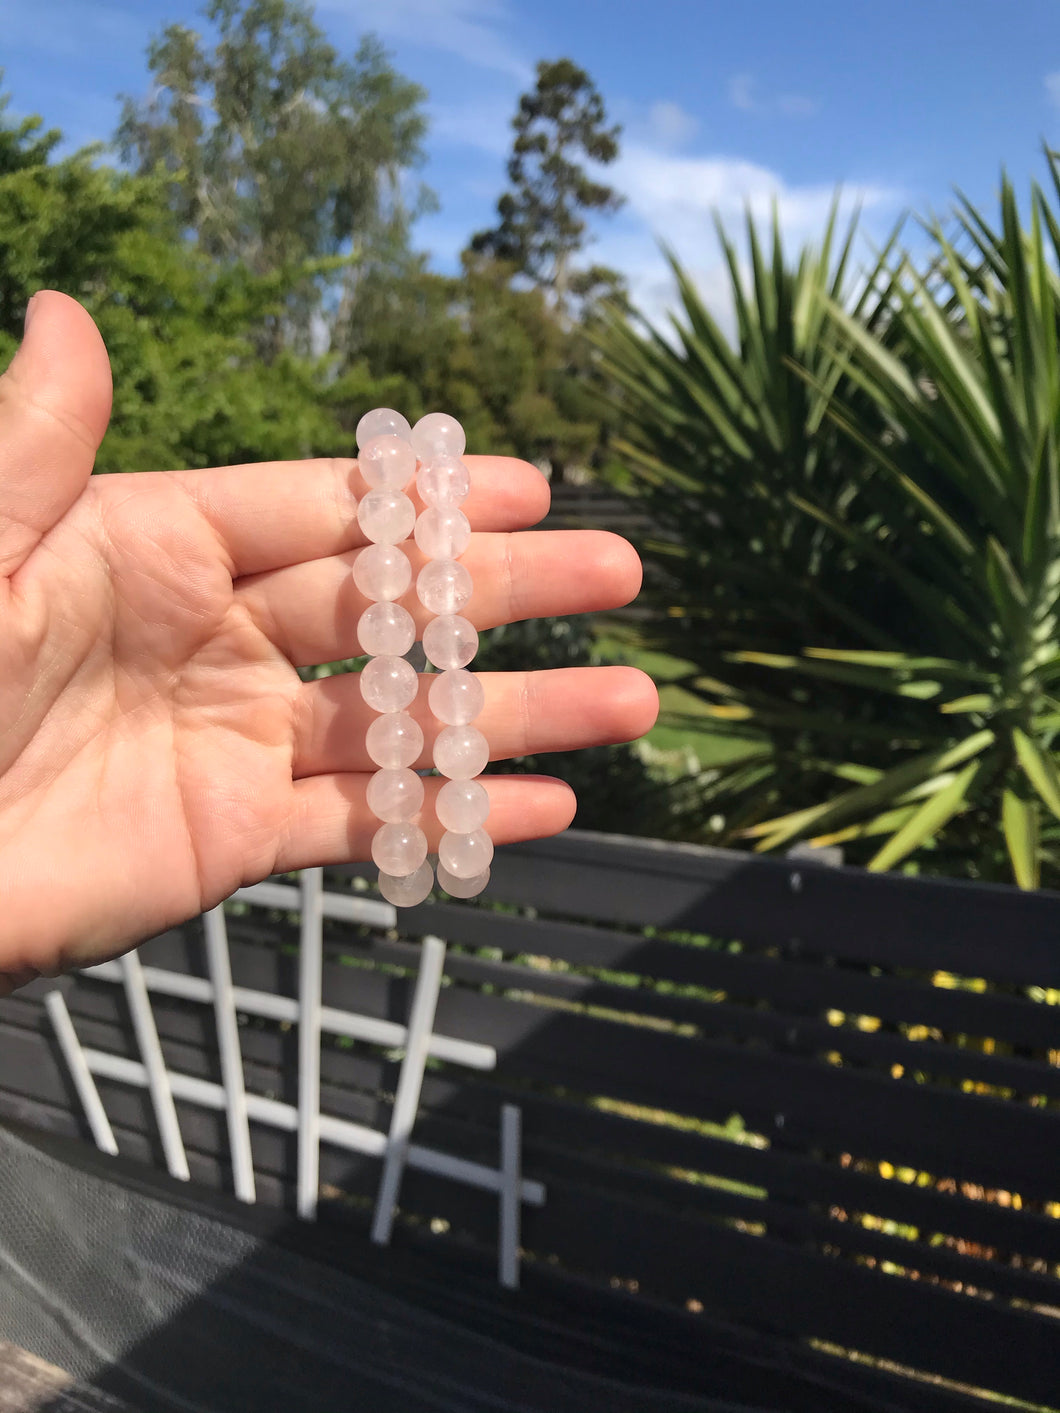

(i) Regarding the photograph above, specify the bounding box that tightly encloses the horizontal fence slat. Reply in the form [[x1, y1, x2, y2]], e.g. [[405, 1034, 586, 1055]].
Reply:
[[19, 963, 1060, 1202], [384, 902, 1060, 1051], [336, 832, 1060, 986], [6, 995, 1059, 1269], [519, 1181, 1060, 1406]]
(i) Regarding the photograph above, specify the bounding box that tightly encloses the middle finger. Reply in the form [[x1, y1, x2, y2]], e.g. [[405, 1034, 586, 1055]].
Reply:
[[237, 530, 641, 667]]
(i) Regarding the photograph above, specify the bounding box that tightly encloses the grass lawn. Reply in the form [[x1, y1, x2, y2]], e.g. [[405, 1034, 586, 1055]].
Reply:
[[594, 626, 761, 768]]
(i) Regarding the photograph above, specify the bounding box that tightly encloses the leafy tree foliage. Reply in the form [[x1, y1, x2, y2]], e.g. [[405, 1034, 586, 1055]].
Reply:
[[117, 0, 430, 349], [471, 58, 623, 312], [0, 90, 342, 471]]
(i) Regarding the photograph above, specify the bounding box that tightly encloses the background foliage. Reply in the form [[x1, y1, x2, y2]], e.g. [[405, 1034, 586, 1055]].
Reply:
[[5, 0, 1060, 886]]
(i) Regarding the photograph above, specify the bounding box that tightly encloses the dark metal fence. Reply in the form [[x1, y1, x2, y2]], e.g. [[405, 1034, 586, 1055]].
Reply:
[[1, 831, 1058, 1411]]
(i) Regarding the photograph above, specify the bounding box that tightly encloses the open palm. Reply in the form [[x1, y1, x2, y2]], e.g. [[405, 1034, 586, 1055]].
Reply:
[[0, 294, 655, 989]]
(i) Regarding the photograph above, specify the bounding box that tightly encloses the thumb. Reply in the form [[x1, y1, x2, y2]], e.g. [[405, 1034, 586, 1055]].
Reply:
[[0, 291, 112, 577]]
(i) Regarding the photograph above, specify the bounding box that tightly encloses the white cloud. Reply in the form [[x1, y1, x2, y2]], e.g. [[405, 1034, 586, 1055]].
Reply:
[[1046, 72, 1060, 107], [594, 143, 902, 332], [315, 0, 530, 81], [727, 73, 818, 118], [647, 100, 698, 148]]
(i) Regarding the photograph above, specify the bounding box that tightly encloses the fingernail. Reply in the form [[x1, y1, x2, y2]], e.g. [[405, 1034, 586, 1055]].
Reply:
[[24, 293, 39, 330]]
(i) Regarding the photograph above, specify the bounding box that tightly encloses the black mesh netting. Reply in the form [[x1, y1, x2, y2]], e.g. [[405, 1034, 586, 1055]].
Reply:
[[0, 1127, 778, 1413]]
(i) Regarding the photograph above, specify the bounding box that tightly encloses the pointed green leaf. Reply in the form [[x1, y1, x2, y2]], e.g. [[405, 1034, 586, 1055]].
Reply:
[[1002, 790, 1041, 889], [867, 761, 981, 872], [1013, 727, 1060, 821]]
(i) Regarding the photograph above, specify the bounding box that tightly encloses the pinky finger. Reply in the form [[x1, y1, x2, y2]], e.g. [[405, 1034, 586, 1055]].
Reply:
[[273, 772, 577, 874]]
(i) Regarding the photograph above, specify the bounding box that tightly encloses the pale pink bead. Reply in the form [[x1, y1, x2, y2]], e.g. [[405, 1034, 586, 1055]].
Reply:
[[433, 724, 489, 779], [414, 506, 470, 560], [357, 601, 415, 658], [416, 559, 472, 615], [422, 614, 478, 670], [359, 435, 416, 490], [436, 779, 490, 833], [378, 860, 434, 907], [439, 829, 494, 879], [358, 488, 415, 545], [356, 407, 411, 449], [428, 669, 484, 726], [353, 544, 411, 601], [366, 767, 424, 823], [360, 655, 418, 713], [411, 412, 466, 462], [372, 822, 428, 875], [365, 711, 423, 769], [416, 456, 470, 509], [436, 863, 489, 899]]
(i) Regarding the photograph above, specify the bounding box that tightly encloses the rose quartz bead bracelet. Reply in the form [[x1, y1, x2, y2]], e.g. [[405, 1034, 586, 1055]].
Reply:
[[353, 408, 492, 906]]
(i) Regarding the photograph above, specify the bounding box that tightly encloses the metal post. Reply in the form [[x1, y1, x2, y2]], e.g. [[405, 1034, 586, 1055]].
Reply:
[[120, 951, 189, 1181], [371, 936, 446, 1245], [296, 868, 324, 1220], [44, 990, 119, 1156], [203, 905, 256, 1203]]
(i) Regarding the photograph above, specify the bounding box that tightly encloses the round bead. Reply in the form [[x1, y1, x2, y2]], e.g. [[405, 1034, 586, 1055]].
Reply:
[[436, 779, 490, 833], [416, 457, 471, 509], [378, 861, 434, 908], [371, 822, 428, 876], [353, 544, 411, 602], [422, 614, 478, 671], [357, 488, 415, 545], [366, 767, 424, 822], [439, 829, 494, 879], [357, 601, 415, 658], [414, 506, 471, 560], [360, 655, 418, 713], [416, 559, 472, 615], [411, 412, 466, 462], [365, 711, 423, 769], [433, 724, 490, 780], [356, 407, 411, 449], [359, 435, 417, 491], [436, 863, 490, 899], [428, 669, 485, 726]]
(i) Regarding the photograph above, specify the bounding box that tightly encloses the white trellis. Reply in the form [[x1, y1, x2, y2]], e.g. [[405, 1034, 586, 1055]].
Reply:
[[46, 869, 543, 1288]]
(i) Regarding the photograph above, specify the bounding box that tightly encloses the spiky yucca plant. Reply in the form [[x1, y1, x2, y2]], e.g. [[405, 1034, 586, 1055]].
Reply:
[[604, 171, 1060, 887]]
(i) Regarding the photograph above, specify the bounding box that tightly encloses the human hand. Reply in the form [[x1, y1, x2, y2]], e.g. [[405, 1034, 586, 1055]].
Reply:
[[0, 293, 657, 989]]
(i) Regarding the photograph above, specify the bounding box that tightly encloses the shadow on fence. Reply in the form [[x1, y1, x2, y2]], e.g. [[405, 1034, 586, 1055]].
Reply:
[[0, 830, 1058, 1412]]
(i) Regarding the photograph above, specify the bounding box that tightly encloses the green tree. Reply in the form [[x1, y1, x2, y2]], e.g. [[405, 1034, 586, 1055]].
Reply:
[[470, 58, 623, 313], [0, 92, 342, 472], [117, 0, 430, 350]]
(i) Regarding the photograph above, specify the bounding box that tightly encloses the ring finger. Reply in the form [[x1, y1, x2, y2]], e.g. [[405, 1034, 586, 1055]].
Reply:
[[291, 665, 658, 778]]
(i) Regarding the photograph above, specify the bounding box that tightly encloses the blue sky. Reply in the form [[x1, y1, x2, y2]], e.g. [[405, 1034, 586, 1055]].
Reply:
[[4, 0, 1060, 321]]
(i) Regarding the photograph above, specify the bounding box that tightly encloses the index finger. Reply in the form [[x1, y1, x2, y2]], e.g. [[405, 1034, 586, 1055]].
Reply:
[[167, 454, 551, 579]]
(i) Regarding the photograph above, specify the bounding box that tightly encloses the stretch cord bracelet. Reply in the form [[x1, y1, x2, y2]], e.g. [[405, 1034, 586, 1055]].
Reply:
[[412, 414, 493, 900], [353, 408, 491, 906]]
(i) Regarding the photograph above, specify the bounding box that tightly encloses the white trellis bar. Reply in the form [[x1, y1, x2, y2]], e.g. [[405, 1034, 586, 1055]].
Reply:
[[371, 935, 447, 1246], [499, 1104, 522, 1290], [120, 951, 190, 1182], [69, 1046, 544, 1209], [43, 991, 118, 1158], [81, 963, 495, 1070], [297, 867, 324, 1221], [203, 904, 256, 1203], [50, 870, 544, 1284]]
